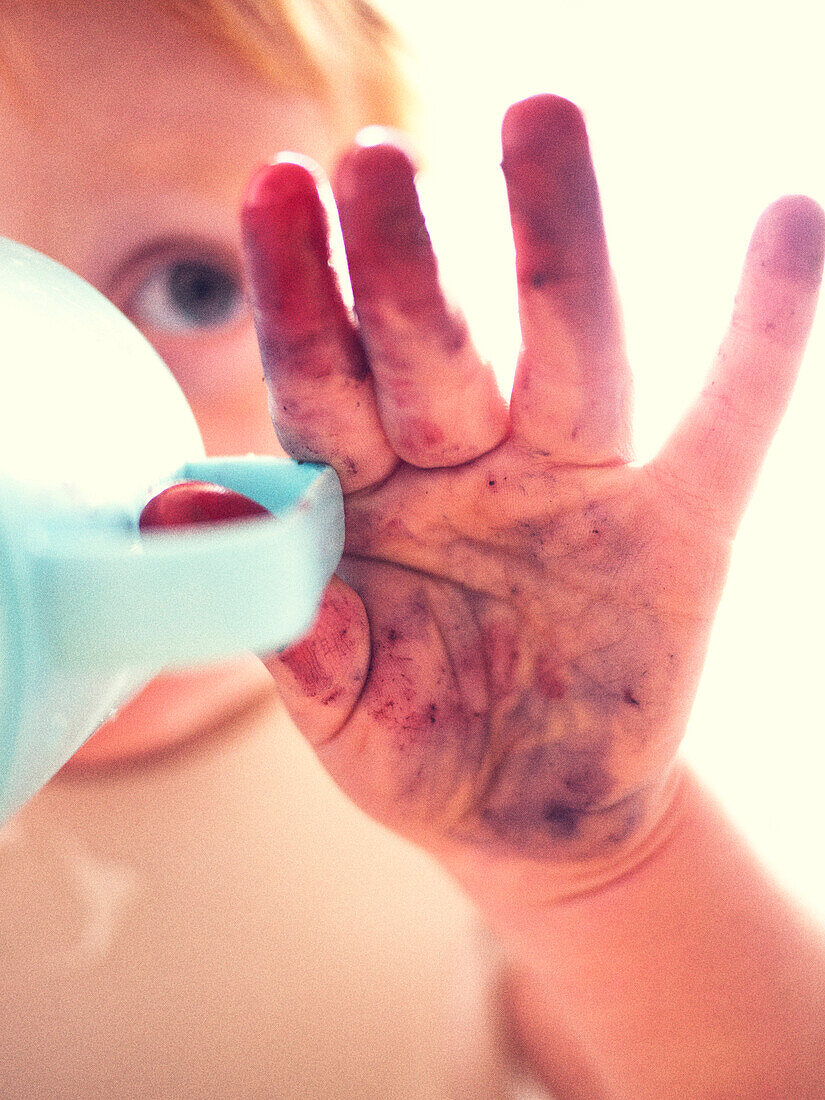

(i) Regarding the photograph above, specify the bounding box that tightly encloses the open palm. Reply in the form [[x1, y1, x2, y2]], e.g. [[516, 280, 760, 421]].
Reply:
[[241, 96, 823, 877]]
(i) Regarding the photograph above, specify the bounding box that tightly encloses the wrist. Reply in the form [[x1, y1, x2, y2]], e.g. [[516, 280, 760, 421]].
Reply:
[[477, 766, 825, 1098]]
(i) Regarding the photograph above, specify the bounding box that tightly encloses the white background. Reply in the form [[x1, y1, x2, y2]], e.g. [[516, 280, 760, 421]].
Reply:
[[379, 0, 825, 919]]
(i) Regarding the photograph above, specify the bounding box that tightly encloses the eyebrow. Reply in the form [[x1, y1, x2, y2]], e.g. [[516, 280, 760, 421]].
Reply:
[[105, 134, 252, 194]]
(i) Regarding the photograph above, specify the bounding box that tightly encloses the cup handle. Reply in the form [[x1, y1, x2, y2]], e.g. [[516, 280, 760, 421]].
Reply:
[[30, 456, 344, 671]]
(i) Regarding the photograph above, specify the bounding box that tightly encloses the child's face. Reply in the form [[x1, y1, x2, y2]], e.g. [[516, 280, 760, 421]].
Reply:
[[0, 2, 340, 763]]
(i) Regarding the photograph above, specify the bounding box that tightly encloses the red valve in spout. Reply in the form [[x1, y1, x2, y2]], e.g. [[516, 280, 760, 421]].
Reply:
[[139, 481, 270, 531]]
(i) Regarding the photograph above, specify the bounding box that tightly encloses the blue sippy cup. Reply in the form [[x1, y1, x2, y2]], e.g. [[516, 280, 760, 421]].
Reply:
[[0, 236, 344, 823]]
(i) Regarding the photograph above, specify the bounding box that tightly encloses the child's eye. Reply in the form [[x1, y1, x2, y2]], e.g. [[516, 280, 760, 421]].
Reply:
[[127, 255, 247, 334]]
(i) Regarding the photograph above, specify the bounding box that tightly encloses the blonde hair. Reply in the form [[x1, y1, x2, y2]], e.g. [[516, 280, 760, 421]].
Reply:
[[0, 0, 413, 139]]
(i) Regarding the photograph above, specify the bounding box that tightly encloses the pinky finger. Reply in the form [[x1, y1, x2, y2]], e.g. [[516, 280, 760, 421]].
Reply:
[[648, 195, 825, 535]]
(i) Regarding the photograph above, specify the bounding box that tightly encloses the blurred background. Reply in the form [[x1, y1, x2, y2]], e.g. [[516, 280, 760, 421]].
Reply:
[[378, 0, 825, 919]]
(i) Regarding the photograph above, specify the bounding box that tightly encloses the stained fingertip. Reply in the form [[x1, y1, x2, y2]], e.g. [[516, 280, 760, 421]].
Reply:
[[499, 93, 608, 289], [241, 160, 330, 280], [333, 138, 443, 306], [241, 157, 339, 333], [242, 157, 324, 220], [501, 94, 587, 155], [333, 136, 419, 208], [749, 194, 825, 284]]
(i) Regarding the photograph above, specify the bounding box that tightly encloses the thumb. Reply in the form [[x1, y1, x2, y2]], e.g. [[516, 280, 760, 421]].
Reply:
[[262, 574, 371, 746]]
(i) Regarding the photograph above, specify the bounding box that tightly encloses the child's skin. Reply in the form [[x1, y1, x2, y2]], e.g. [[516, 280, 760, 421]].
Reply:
[[3, 3, 825, 1096]]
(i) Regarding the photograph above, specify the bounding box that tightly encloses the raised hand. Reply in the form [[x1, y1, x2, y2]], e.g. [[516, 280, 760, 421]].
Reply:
[[240, 96, 824, 894]]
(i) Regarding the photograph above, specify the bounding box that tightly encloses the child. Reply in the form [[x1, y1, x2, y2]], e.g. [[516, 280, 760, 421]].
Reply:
[[1, 2, 824, 1097]]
